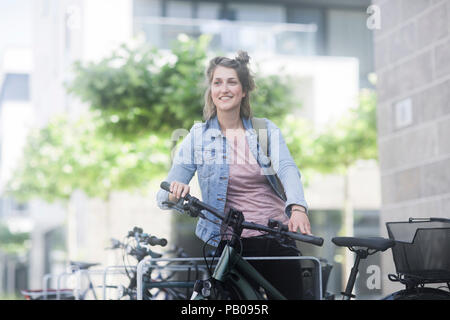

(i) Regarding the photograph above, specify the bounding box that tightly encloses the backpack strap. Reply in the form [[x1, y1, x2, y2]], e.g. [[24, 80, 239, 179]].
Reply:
[[251, 117, 268, 156], [251, 117, 287, 202]]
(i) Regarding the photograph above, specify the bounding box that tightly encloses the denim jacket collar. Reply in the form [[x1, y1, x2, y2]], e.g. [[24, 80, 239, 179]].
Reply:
[[206, 116, 256, 138]]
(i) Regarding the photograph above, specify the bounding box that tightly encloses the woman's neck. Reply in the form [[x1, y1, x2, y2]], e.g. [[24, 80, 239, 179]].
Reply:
[[217, 111, 244, 132]]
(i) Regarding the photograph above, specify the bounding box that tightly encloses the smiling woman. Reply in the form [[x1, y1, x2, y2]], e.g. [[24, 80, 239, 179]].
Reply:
[[211, 66, 246, 115], [157, 50, 311, 299], [203, 51, 254, 121]]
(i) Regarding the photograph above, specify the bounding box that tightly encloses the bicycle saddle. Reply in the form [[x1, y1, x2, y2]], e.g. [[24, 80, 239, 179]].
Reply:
[[70, 261, 100, 270], [332, 237, 395, 252]]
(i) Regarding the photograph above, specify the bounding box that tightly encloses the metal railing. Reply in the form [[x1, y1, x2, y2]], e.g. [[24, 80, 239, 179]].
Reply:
[[133, 16, 318, 56]]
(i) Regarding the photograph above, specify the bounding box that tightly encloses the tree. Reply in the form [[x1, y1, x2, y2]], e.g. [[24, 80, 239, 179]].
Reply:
[[66, 35, 295, 141], [5, 114, 170, 203], [0, 223, 29, 254], [312, 89, 377, 173], [283, 89, 377, 282], [11, 34, 298, 202], [5, 36, 299, 254], [312, 89, 377, 236], [4, 114, 170, 250]]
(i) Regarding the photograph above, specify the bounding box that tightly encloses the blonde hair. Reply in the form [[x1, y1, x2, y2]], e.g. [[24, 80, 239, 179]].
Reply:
[[203, 50, 256, 120]]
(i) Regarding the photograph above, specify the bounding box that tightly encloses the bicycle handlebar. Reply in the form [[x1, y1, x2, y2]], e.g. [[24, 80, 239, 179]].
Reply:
[[246, 221, 323, 246], [128, 227, 167, 247], [146, 236, 168, 247], [160, 181, 323, 247]]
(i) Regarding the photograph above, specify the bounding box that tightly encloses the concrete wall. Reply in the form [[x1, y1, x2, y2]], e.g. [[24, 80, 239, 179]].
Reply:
[[373, 0, 450, 295]]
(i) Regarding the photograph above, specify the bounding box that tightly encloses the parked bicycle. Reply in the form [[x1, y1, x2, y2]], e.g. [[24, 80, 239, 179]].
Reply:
[[161, 181, 450, 301], [331, 217, 450, 300], [160, 181, 325, 300], [21, 261, 103, 300], [107, 226, 195, 300]]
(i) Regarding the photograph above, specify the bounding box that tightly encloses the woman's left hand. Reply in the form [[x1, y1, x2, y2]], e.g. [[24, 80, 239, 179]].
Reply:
[[288, 206, 312, 235]]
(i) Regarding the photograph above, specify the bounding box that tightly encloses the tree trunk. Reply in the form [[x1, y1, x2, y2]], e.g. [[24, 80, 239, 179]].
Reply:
[[341, 168, 354, 291], [66, 201, 77, 262], [105, 193, 112, 245], [104, 192, 115, 267]]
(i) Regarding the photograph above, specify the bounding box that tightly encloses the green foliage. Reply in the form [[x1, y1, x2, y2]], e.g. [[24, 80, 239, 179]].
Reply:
[[281, 115, 316, 169], [5, 114, 170, 203], [66, 35, 295, 140], [0, 223, 29, 254], [313, 89, 377, 174], [279, 115, 317, 185], [284, 89, 377, 175], [252, 73, 296, 123], [7, 35, 298, 204], [66, 35, 209, 140], [157, 35, 211, 130]]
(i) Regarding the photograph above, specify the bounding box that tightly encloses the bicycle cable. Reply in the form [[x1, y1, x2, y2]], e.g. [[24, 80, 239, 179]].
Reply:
[[200, 230, 245, 299], [202, 234, 221, 278]]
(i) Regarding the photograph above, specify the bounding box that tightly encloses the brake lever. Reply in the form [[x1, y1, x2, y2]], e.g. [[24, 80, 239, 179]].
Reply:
[[162, 200, 186, 214], [162, 200, 181, 207], [262, 233, 301, 254], [163, 199, 207, 219], [279, 241, 301, 254]]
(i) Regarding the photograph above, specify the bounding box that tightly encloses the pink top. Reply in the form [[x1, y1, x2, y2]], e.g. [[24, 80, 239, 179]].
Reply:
[[222, 132, 289, 238]]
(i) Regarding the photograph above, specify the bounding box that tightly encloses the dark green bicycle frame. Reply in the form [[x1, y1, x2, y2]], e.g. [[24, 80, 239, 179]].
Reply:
[[194, 245, 286, 300]]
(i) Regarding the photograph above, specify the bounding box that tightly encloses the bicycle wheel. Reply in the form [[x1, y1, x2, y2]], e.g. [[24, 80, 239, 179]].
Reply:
[[384, 288, 450, 300]]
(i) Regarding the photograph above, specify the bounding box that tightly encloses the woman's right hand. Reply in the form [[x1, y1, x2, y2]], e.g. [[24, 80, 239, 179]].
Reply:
[[168, 181, 190, 202]]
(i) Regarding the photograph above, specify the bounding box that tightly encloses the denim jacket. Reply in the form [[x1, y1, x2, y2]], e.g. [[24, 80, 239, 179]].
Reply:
[[156, 116, 308, 247]]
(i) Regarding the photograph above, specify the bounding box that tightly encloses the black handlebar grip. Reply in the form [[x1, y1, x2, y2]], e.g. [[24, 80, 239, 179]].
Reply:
[[148, 236, 168, 247], [285, 231, 324, 247], [160, 181, 171, 192], [133, 226, 143, 234]]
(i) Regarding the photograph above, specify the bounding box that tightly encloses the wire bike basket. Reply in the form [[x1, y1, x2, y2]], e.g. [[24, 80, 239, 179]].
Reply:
[[386, 217, 450, 286]]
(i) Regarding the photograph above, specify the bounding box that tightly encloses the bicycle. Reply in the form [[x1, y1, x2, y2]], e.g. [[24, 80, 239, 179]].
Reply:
[[22, 227, 190, 300], [110, 226, 211, 300], [160, 181, 325, 300], [331, 217, 450, 300], [107, 226, 193, 300], [21, 261, 102, 300]]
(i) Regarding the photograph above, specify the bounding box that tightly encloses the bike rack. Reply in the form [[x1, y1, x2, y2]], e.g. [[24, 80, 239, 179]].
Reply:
[[76, 264, 198, 300], [101, 265, 136, 300], [56, 271, 77, 300], [136, 256, 322, 300], [136, 257, 215, 300], [71, 267, 130, 300], [39, 266, 91, 300], [38, 265, 146, 300], [34, 256, 323, 300], [41, 266, 79, 300], [42, 273, 52, 300]]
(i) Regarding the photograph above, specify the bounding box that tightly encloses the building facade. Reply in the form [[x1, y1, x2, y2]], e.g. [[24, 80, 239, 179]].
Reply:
[[373, 0, 450, 295]]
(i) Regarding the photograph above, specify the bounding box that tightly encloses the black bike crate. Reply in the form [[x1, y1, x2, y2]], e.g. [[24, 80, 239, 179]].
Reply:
[[386, 217, 450, 284]]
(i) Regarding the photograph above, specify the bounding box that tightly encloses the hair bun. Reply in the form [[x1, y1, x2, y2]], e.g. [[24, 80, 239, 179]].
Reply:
[[236, 50, 250, 64]]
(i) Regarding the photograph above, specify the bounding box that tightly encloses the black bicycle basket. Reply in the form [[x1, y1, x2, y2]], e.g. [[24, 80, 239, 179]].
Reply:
[[386, 217, 450, 284]]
